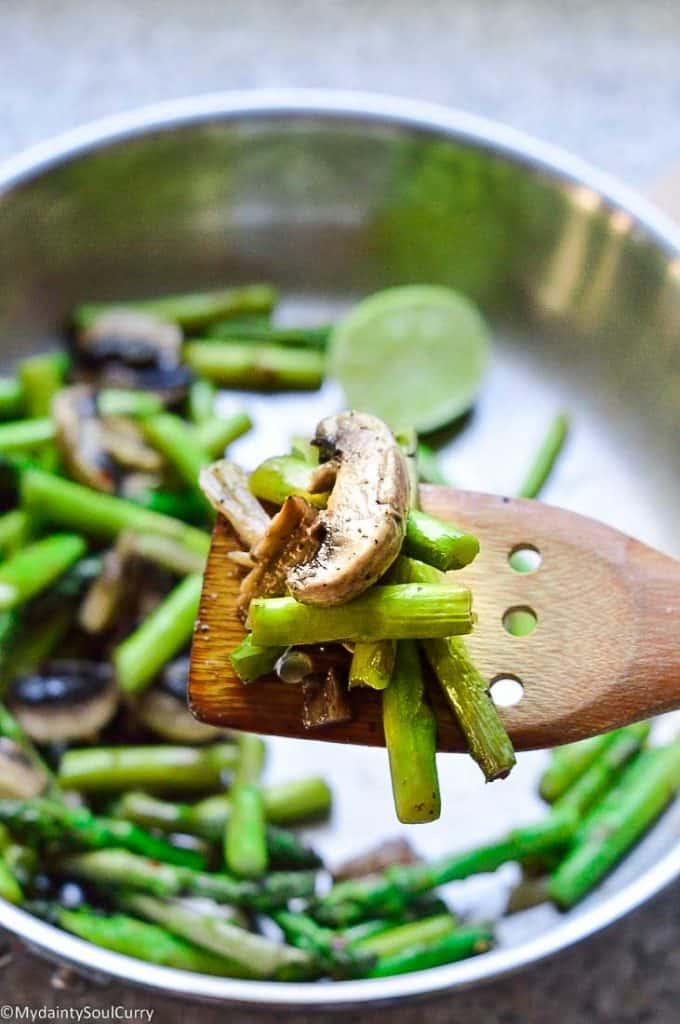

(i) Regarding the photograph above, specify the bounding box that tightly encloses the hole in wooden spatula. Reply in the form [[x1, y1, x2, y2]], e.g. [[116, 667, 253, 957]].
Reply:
[[503, 606, 538, 636], [508, 544, 541, 573], [490, 675, 524, 707]]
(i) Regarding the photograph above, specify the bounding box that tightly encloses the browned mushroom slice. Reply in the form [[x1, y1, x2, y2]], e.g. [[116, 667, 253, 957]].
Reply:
[[99, 416, 165, 474], [301, 666, 353, 730], [199, 460, 271, 549], [53, 385, 118, 492], [332, 838, 421, 881], [7, 661, 118, 745], [237, 495, 320, 619], [286, 411, 411, 606], [134, 655, 222, 744], [78, 534, 146, 634], [0, 738, 49, 798]]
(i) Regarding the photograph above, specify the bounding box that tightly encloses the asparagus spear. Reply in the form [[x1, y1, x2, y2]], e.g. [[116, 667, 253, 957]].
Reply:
[[0, 418, 55, 455], [0, 849, 23, 903], [230, 635, 285, 683], [248, 455, 329, 508], [549, 742, 680, 908], [206, 321, 331, 348], [56, 849, 316, 911], [273, 910, 375, 979], [416, 443, 451, 486], [368, 924, 493, 977], [184, 341, 325, 391], [122, 531, 205, 576], [403, 509, 479, 571], [129, 487, 207, 525], [349, 640, 396, 691], [113, 573, 202, 694], [58, 743, 239, 793], [353, 912, 458, 959], [224, 734, 268, 879], [0, 799, 206, 870], [54, 906, 249, 976], [19, 353, 69, 417], [539, 733, 615, 803], [20, 467, 210, 556], [96, 389, 164, 418], [0, 509, 28, 557], [518, 412, 569, 499], [249, 583, 473, 647], [194, 412, 252, 458], [0, 534, 86, 611], [114, 791, 323, 869], [382, 640, 440, 824], [0, 379, 24, 421], [74, 285, 277, 332], [187, 379, 217, 423], [140, 413, 211, 503], [551, 723, 650, 820], [124, 894, 315, 980]]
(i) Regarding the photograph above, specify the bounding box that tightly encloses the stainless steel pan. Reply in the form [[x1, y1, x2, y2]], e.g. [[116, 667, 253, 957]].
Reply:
[[0, 91, 678, 1009]]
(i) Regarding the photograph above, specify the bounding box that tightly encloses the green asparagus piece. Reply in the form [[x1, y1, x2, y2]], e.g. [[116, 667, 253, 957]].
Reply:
[[56, 906, 247, 976], [19, 353, 69, 418], [58, 743, 239, 793], [96, 389, 164, 418], [230, 635, 285, 683], [57, 849, 316, 911], [549, 742, 680, 908], [273, 910, 375, 979], [74, 285, 277, 332], [125, 894, 315, 980], [129, 487, 207, 525], [0, 799, 205, 869], [141, 413, 211, 505], [0, 850, 23, 904], [539, 733, 616, 803], [261, 777, 332, 824], [353, 912, 457, 959], [416, 442, 451, 486], [21, 467, 210, 556], [0, 418, 55, 455], [391, 557, 515, 781], [248, 454, 328, 508], [249, 583, 473, 647], [194, 412, 252, 458], [113, 573, 202, 694], [123, 531, 205, 575], [187, 378, 217, 423], [552, 723, 650, 819], [0, 510, 29, 557], [0, 379, 24, 421], [518, 412, 569, 499], [368, 924, 493, 977], [206, 321, 331, 348], [225, 734, 268, 879], [403, 509, 479, 571], [0, 534, 86, 611], [0, 823, 33, 893], [114, 791, 323, 870], [383, 640, 440, 824], [349, 640, 396, 691], [184, 341, 325, 391]]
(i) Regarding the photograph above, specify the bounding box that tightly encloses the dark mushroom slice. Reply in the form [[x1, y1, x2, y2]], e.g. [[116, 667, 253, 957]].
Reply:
[[7, 660, 118, 745], [0, 737, 49, 798], [332, 838, 421, 881], [134, 654, 222, 744], [287, 411, 412, 606], [199, 459, 270, 549], [301, 665, 353, 730]]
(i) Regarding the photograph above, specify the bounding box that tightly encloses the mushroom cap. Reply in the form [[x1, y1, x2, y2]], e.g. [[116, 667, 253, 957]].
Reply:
[[0, 738, 49, 798], [8, 660, 118, 744], [135, 655, 222, 744]]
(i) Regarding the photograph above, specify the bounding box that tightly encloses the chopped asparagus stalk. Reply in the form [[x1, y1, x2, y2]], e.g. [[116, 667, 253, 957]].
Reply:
[[274, 910, 374, 979], [382, 640, 440, 824], [0, 418, 55, 455], [20, 467, 210, 556], [184, 341, 325, 391], [230, 635, 285, 683], [206, 321, 331, 348], [140, 413, 211, 502], [0, 850, 23, 904], [416, 442, 451, 486], [249, 455, 328, 508], [349, 640, 396, 691], [518, 412, 569, 499], [352, 912, 458, 959], [187, 379, 217, 423], [0, 379, 24, 421], [19, 353, 69, 417], [113, 573, 203, 694], [194, 412, 252, 458], [225, 734, 268, 880], [0, 510, 29, 557], [539, 733, 615, 803], [58, 743, 239, 793], [403, 509, 479, 571], [0, 534, 86, 611], [74, 284, 277, 332], [248, 583, 473, 646], [367, 924, 493, 977]]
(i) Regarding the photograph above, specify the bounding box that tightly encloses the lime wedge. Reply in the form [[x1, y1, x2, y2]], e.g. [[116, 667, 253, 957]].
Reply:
[[329, 285, 490, 432]]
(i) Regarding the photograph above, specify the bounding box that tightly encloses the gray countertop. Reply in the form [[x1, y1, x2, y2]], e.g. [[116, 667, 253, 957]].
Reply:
[[1, 1, 680, 1019]]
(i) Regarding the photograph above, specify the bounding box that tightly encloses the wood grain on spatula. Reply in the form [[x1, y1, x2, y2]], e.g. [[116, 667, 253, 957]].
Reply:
[[189, 486, 680, 751]]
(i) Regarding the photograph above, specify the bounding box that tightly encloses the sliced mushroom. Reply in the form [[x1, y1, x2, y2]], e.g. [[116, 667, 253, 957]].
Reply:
[[79, 535, 146, 635], [332, 838, 420, 881], [75, 309, 189, 401], [286, 411, 411, 606], [134, 655, 222, 744], [237, 495, 320, 619], [0, 738, 49, 798], [301, 665, 353, 730], [53, 385, 118, 492], [7, 661, 118, 744], [199, 459, 271, 548], [99, 416, 165, 474]]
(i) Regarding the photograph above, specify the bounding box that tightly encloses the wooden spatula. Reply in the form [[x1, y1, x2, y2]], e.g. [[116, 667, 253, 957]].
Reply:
[[188, 486, 680, 751]]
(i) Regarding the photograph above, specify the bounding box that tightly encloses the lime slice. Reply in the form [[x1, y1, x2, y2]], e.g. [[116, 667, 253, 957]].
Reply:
[[329, 285, 490, 432]]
